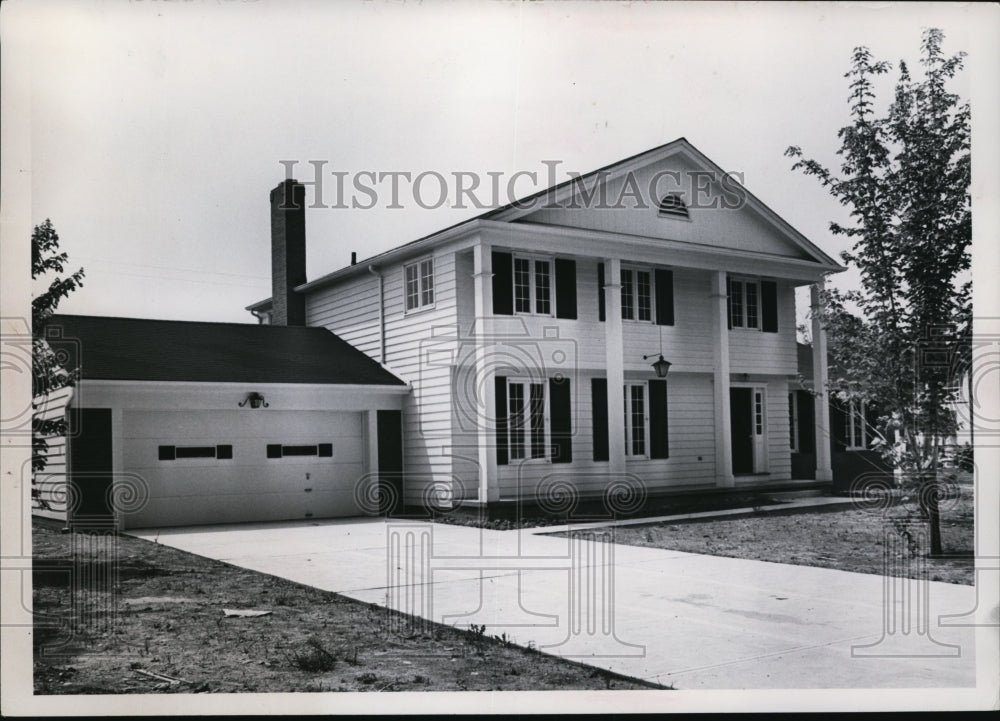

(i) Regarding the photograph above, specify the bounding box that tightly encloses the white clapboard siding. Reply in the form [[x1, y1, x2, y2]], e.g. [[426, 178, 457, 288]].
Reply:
[[32, 386, 74, 521], [728, 282, 798, 375], [765, 377, 793, 480], [306, 250, 460, 507]]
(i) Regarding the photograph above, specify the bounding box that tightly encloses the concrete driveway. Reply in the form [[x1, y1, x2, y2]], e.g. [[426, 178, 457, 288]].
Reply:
[[129, 517, 980, 689]]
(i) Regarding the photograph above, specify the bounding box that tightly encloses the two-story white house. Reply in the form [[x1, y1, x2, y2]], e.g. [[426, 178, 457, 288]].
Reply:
[[35, 138, 845, 530], [247, 138, 844, 515]]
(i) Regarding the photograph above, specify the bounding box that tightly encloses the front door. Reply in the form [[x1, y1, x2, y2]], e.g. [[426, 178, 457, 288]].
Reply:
[[730, 388, 754, 475]]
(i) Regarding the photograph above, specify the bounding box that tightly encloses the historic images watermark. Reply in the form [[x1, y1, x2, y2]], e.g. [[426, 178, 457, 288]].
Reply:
[[276, 160, 748, 213]]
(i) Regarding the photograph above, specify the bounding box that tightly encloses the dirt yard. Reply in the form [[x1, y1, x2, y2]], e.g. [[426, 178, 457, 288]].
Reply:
[[586, 484, 975, 586], [32, 519, 661, 694]]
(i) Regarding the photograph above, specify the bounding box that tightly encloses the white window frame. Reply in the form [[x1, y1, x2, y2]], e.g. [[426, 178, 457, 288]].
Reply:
[[623, 382, 650, 458], [728, 276, 760, 330], [846, 400, 868, 450], [788, 392, 799, 452], [507, 378, 550, 462], [512, 254, 554, 317], [620, 265, 655, 323], [404, 257, 435, 313]]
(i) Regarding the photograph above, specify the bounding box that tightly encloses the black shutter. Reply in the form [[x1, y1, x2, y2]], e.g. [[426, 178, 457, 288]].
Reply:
[[726, 277, 733, 330], [158, 445, 176, 461], [495, 375, 509, 465], [598, 263, 606, 322], [554, 258, 577, 319], [591, 378, 609, 461], [492, 251, 513, 315], [761, 280, 778, 333], [549, 377, 572, 463], [266, 444, 282, 459], [649, 379, 669, 459], [654, 269, 674, 326], [216, 444, 233, 460]]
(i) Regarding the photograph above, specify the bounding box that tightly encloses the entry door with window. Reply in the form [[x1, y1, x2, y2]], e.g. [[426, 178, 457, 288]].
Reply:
[[730, 387, 768, 474]]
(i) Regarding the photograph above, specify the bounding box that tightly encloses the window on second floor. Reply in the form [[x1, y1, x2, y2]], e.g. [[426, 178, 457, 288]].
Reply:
[[514, 256, 552, 316], [620, 267, 653, 322], [728, 277, 759, 329], [727, 276, 779, 333], [404, 258, 435, 311]]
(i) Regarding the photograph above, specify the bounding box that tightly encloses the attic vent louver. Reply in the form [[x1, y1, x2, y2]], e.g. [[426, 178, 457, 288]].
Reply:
[[657, 193, 690, 219]]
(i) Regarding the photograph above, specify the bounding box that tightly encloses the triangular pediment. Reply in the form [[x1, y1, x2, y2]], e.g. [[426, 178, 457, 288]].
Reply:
[[489, 139, 837, 266]]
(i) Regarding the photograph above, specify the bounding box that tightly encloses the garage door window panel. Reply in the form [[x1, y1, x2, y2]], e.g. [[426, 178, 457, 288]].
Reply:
[[158, 445, 232, 461]]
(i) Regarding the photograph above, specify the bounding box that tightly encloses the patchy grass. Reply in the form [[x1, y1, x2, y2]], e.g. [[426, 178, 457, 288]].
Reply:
[[32, 519, 662, 694], [573, 482, 974, 586]]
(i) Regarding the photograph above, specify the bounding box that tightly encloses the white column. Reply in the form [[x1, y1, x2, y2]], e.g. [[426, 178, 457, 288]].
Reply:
[[472, 243, 499, 502], [811, 282, 833, 482], [604, 258, 626, 474], [711, 271, 734, 487]]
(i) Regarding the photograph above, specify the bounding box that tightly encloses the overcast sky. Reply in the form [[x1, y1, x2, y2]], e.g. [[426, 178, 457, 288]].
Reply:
[[4, 1, 995, 325]]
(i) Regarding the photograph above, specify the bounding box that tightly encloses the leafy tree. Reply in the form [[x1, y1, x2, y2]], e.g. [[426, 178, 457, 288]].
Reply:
[[32, 219, 85, 474], [786, 29, 971, 555]]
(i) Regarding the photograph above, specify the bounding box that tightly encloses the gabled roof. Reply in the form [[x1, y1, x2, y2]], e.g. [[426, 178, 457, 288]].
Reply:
[[278, 137, 843, 298], [46, 314, 406, 386]]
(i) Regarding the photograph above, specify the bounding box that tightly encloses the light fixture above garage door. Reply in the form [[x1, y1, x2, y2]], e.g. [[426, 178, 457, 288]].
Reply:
[[238, 392, 269, 409]]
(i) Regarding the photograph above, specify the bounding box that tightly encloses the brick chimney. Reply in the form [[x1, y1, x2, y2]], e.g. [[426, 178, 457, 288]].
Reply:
[[269, 179, 306, 326]]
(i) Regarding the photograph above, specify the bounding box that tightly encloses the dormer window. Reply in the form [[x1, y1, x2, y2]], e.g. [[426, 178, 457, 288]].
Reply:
[[657, 193, 690, 220]]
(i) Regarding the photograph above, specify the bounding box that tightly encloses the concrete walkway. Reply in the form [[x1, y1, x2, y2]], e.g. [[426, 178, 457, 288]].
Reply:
[[128, 506, 980, 690]]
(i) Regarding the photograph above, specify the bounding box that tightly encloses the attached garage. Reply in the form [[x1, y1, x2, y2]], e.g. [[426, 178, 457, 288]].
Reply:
[[34, 315, 408, 530], [122, 410, 367, 528]]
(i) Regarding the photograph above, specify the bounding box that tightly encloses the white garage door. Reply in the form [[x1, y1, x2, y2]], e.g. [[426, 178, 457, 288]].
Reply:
[[121, 410, 367, 528]]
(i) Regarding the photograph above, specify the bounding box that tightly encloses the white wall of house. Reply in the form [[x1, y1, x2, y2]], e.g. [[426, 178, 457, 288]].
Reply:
[[306, 246, 464, 507]]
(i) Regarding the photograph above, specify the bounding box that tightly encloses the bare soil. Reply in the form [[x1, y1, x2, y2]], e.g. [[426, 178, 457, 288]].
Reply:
[[579, 484, 975, 586], [32, 519, 661, 694]]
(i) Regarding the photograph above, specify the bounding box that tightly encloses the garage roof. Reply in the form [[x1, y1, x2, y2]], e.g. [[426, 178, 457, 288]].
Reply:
[[47, 315, 407, 386]]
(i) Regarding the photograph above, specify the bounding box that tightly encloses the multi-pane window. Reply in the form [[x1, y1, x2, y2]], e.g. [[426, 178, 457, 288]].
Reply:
[[621, 268, 653, 321], [508, 380, 547, 460], [513, 256, 552, 315], [623, 383, 648, 457], [405, 258, 435, 311], [788, 392, 799, 452], [846, 400, 868, 449], [728, 277, 759, 329], [754, 391, 764, 435]]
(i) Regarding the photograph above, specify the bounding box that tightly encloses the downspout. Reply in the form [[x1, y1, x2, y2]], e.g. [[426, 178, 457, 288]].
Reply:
[[368, 265, 385, 364]]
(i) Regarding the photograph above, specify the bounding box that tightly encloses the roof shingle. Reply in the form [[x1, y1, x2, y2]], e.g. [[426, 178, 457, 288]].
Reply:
[[46, 315, 406, 386]]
